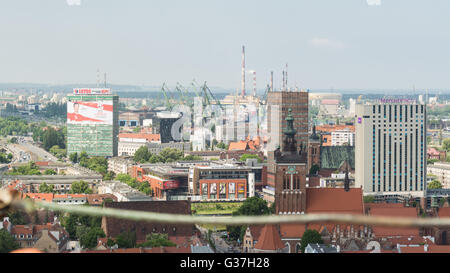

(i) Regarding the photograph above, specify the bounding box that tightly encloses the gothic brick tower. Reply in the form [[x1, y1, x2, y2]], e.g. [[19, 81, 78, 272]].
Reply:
[[268, 109, 308, 214]]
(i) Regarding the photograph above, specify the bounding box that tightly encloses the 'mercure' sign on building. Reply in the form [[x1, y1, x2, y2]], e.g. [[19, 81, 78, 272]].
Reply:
[[378, 98, 417, 104], [73, 88, 111, 95]]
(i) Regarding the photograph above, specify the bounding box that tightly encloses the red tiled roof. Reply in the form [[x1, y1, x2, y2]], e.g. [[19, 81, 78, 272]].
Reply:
[[23, 193, 54, 203], [53, 194, 87, 199], [280, 224, 306, 238], [248, 225, 264, 240], [228, 141, 249, 151], [119, 133, 160, 142], [306, 188, 364, 215], [35, 161, 49, 166], [254, 225, 284, 251], [369, 207, 419, 237], [11, 225, 33, 235], [366, 203, 405, 209]]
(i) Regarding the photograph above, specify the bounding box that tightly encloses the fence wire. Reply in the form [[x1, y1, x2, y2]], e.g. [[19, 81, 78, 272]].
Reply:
[[1, 189, 449, 228]]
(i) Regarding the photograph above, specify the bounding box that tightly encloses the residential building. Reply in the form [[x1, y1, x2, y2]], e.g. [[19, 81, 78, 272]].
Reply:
[[427, 162, 450, 188], [107, 157, 134, 175], [355, 101, 427, 199]]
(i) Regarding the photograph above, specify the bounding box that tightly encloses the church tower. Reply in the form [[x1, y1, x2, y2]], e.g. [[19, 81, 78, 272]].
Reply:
[[267, 109, 308, 214]]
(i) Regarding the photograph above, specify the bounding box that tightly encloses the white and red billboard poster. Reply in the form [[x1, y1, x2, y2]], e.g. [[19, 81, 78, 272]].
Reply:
[[73, 88, 111, 95], [67, 100, 113, 125]]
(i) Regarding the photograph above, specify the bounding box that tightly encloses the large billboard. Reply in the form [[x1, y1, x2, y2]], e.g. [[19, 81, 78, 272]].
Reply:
[[67, 100, 113, 125], [73, 88, 111, 95]]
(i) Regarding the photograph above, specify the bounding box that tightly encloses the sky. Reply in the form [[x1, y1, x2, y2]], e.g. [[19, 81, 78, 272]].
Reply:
[[0, 0, 450, 91]]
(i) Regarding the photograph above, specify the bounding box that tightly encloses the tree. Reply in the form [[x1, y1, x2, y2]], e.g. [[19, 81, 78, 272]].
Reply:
[[138, 233, 176, 248], [239, 154, 262, 163], [309, 164, 320, 175], [428, 180, 443, 189], [363, 195, 375, 203], [0, 229, 19, 253], [44, 169, 57, 175], [115, 231, 136, 248], [80, 227, 106, 249], [8, 211, 27, 225], [235, 197, 271, 216], [443, 139, 450, 152], [69, 181, 93, 194], [300, 229, 323, 253], [69, 152, 78, 163], [39, 182, 55, 193], [134, 146, 151, 163], [227, 197, 272, 242]]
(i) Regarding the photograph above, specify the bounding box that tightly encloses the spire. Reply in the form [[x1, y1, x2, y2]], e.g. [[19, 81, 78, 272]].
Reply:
[[344, 163, 350, 192], [282, 108, 297, 152]]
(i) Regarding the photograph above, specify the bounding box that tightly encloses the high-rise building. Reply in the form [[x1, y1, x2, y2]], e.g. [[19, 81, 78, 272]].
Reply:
[[267, 90, 308, 152], [67, 88, 119, 157], [355, 100, 426, 199]]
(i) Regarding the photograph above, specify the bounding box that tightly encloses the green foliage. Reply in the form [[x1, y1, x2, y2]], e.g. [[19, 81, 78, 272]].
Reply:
[[38, 102, 66, 118], [79, 227, 106, 249], [61, 210, 103, 241], [43, 127, 66, 151], [8, 211, 27, 225], [234, 197, 271, 216], [300, 229, 324, 253], [363, 195, 375, 203], [0, 229, 19, 253], [239, 154, 262, 163], [0, 152, 12, 163], [79, 155, 108, 176], [0, 117, 30, 137], [215, 142, 228, 150], [183, 154, 203, 161], [106, 238, 116, 247], [49, 145, 66, 159], [137, 233, 176, 248], [116, 174, 152, 195], [428, 180, 443, 189], [134, 146, 152, 163], [44, 169, 57, 175], [39, 182, 55, 193], [8, 137, 17, 144], [428, 159, 439, 165], [69, 152, 78, 163], [309, 164, 320, 175], [9, 162, 42, 175], [69, 180, 93, 194], [115, 231, 136, 248], [227, 197, 271, 242], [443, 139, 450, 152]]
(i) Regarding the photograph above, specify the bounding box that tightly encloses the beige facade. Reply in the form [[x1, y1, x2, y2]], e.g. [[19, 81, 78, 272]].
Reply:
[[427, 162, 450, 188], [355, 102, 426, 198]]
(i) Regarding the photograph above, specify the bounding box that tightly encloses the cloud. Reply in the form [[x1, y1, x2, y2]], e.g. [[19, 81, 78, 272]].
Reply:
[[67, 0, 81, 6], [367, 0, 381, 6], [308, 38, 347, 49]]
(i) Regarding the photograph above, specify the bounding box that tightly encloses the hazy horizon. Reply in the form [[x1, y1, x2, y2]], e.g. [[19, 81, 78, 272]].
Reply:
[[1, 1, 450, 90]]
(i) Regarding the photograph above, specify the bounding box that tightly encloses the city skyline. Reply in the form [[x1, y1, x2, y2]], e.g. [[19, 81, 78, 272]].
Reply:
[[1, 1, 450, 90]]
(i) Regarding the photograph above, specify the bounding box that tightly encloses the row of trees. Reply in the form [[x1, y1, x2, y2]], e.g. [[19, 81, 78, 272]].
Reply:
[[133, 146, 201, 164], [0, 152, 13, 163], [0, 117, 30, 137]]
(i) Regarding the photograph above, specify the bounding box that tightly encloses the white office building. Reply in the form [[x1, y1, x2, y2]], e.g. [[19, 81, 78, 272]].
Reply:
[[355, 100, 426, 199]]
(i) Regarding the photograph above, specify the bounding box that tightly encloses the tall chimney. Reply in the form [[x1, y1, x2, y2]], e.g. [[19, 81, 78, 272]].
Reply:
[[270, 71, 274, 92], [241, 45, 246, 97], [285, 63, 288, 90]]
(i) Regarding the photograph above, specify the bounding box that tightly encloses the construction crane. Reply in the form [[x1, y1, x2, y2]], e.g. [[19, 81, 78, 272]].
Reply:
[[201, 82, 224, 111], [161, 82, 173, 110]]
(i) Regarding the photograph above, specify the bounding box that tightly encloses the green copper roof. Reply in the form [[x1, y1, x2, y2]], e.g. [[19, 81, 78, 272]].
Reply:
[[320, 146, 355, 169]]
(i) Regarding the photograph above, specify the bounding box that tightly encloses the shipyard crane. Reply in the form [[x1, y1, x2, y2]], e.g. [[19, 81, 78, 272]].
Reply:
[[201, 81, 224, 111], [161, 82, 174, 110]]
